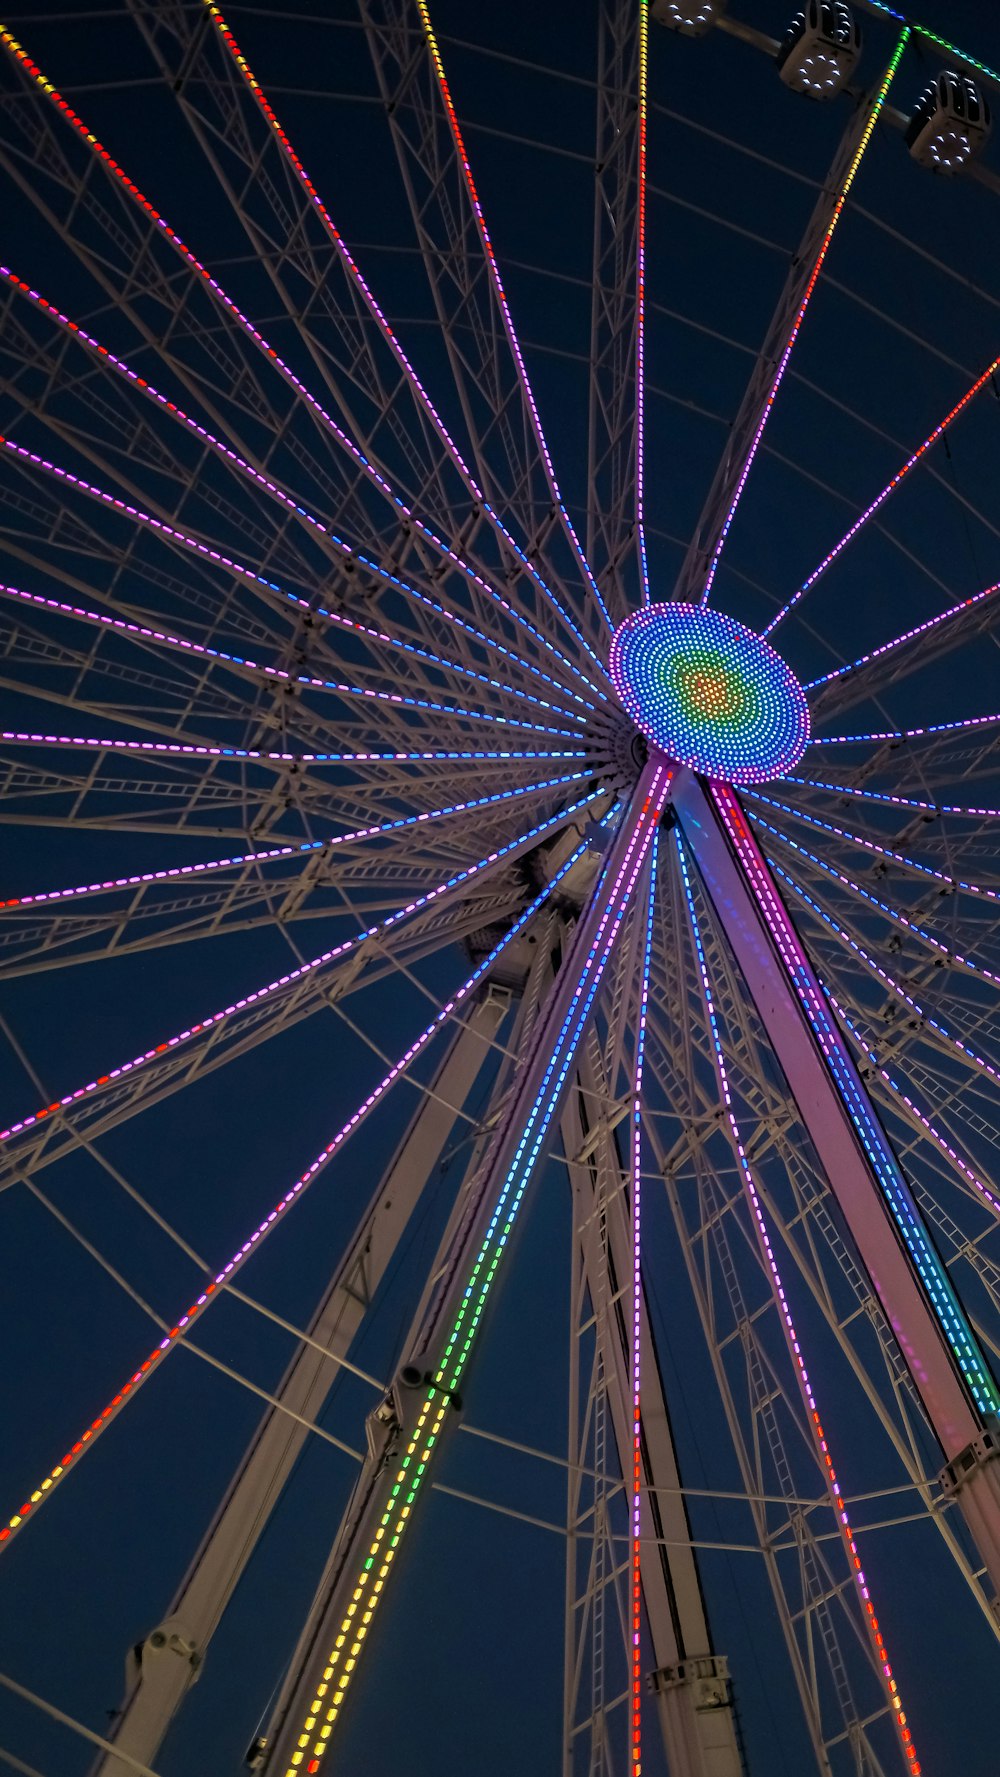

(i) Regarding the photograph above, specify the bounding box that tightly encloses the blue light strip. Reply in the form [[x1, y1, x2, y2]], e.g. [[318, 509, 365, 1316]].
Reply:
[[712, 784, 999, 1416]]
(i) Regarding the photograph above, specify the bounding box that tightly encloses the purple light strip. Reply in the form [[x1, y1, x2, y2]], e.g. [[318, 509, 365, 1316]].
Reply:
[[803, 580, 1000, 690], [0, 732, 586, 766], [780, 777, 1000, 820], [0, 437, 591, 738], [0, 269, 604, 713], [630, 826, 657, 1770], [0, 581, 588, 728], [636, 0, 651, 612], [766, 365, 1000, 640], [747, 789, 1000, 903], [675, 831, 921, 1769], [811, 710, 1000, 748], [0, 578, 582, 739], [0, 831, 597, 1553], [749, 811, 1000, 990], [206, 3, 612, 674], [828, 990, 1000, 1225], [0, 789, 602, 1144], [700, 32, 909, 607], [770, 860, 1000, 1101], [1, 771, 589, 911]]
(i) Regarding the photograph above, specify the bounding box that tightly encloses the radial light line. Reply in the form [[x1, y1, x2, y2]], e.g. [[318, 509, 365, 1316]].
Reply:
[[783, 776, 1000, 820], [0, 836, 596, 1553], [0, 732, 587, 766], [283, 763, 673, 1768], [750, 809, 1000, 991], [415, 0, 614, 637], [769, 859, 1000, 1103], [0, 577, 590, 728], [0, 573, 581, 739], [676, 830, 921, 1773], [803, 579, 1000, 691], [637, 0, 652, 607], [713, 783, 997, 1413], [700, 28, 910, 607], [862, 6, 1000, 87], [747, 789, 1000, 902], [766, 357, 1000, 638], [0, 435, 590, 740], [0, 39, 608, 708], [827, 990, 1000, 1228], [631, 827, 657, 1775], [1, 771, 590, 912], [0, 790, 601, 1146], [811, 709, 1000, 747], [200, 2, 613, 678]]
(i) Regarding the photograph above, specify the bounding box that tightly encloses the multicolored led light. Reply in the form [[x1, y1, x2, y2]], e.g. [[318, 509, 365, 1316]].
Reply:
[[766, 369, 1000, 639], [700, 28, 910, 605], [0, 792, 601, 1145], [713, 784, 1000, 1416], [609, 602, 809, 785], [0, 837, 597, 1552], [280, 765, 672, 1772], [676, 831, 921, 1773]]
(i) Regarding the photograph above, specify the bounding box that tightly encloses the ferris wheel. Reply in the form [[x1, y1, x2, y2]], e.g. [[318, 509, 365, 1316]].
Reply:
[[3, 0, 1000, 1772]]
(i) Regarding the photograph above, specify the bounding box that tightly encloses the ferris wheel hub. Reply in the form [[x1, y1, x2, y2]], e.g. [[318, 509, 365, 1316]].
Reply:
[[608, 602, 810, 786]]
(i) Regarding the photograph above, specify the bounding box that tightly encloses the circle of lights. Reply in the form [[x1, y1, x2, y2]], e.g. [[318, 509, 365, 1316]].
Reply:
[[609, 602, 810, 786]]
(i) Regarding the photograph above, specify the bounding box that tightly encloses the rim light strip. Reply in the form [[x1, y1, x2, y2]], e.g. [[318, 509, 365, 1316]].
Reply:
[[700, 29, 910, 607], [747, 788, 1000, 902], [1, 771, 589, 911], [637, 0, 651, 607], [0, 839, 594, 1552], [0, 792, 601, 1144], [676, 832, 921, 1773], [415, 0, 614, 640], [766, 361, 1000, 638], [712, 784, 999, 1414], [284, 763, 672, 1772], [0, 38, 606, 708], [631, 828, 657, 1773], [202, 2, 611, 678]]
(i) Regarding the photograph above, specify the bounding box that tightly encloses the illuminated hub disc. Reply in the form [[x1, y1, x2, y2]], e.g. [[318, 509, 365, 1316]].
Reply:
[[609, 602, 809, 786]]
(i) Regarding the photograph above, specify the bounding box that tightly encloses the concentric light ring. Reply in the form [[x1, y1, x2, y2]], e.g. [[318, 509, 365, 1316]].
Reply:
[[609, 602, 809, 785]]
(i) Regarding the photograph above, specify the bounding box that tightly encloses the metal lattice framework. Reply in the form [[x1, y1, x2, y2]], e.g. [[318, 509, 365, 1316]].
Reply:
[[3, 5, 1000, 1777]]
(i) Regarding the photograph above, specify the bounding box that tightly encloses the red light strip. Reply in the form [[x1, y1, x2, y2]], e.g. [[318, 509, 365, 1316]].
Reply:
[[701, 28, 910, 606]]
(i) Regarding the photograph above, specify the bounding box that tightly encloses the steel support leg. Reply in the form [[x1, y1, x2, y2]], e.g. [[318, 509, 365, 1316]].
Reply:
[[258, 757, 672, 1775], [674, 769, 1000, 1604], [91, 984, 512, 1777]]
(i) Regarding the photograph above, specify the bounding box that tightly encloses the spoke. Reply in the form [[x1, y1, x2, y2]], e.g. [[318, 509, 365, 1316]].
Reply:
[[676, 831, 921, 1773], [692, 28, 911, 607], [811, 710, 1000, 748], [630, 827, 657, 1774], [0, 836, 593, 1554], [783, 777, 1000, 819], [0, 790, 601, 1147], [0, 731, 587, 766], [747, 788, 1000, 901], [766, 355, 1000, 639], [806, 576, 1000, 705]]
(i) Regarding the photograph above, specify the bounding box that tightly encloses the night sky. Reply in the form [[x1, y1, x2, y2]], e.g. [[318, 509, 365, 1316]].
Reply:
[[2, 2, 1000, 1774]]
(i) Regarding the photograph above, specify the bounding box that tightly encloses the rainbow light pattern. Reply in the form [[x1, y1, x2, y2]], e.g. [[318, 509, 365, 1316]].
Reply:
[[676, 833, 921, 1773], [609, 603, 809, 785]]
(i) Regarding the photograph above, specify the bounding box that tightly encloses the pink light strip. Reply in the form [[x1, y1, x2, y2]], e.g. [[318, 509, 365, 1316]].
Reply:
[[0, 36, 606, 706], [630, 827, 657, 1774], [676, 832, 921, 1772], [747, 789, 1000, 902], [701, 29, 910, 607], [1, 771, 588, 911], [415, 0, 613, 637], [0, 577, 587, 728], [0, 732, 585, 765], [637, 1, 651, 609], [201, 4, 611, 675], [0, 835, 594, 1552], [803, 580, 1000, 691], [0, 790, 601, 1144], [767, 365, 1000, 639], [780, 777, 1000, 820], [810, 709, 1000, 747]]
